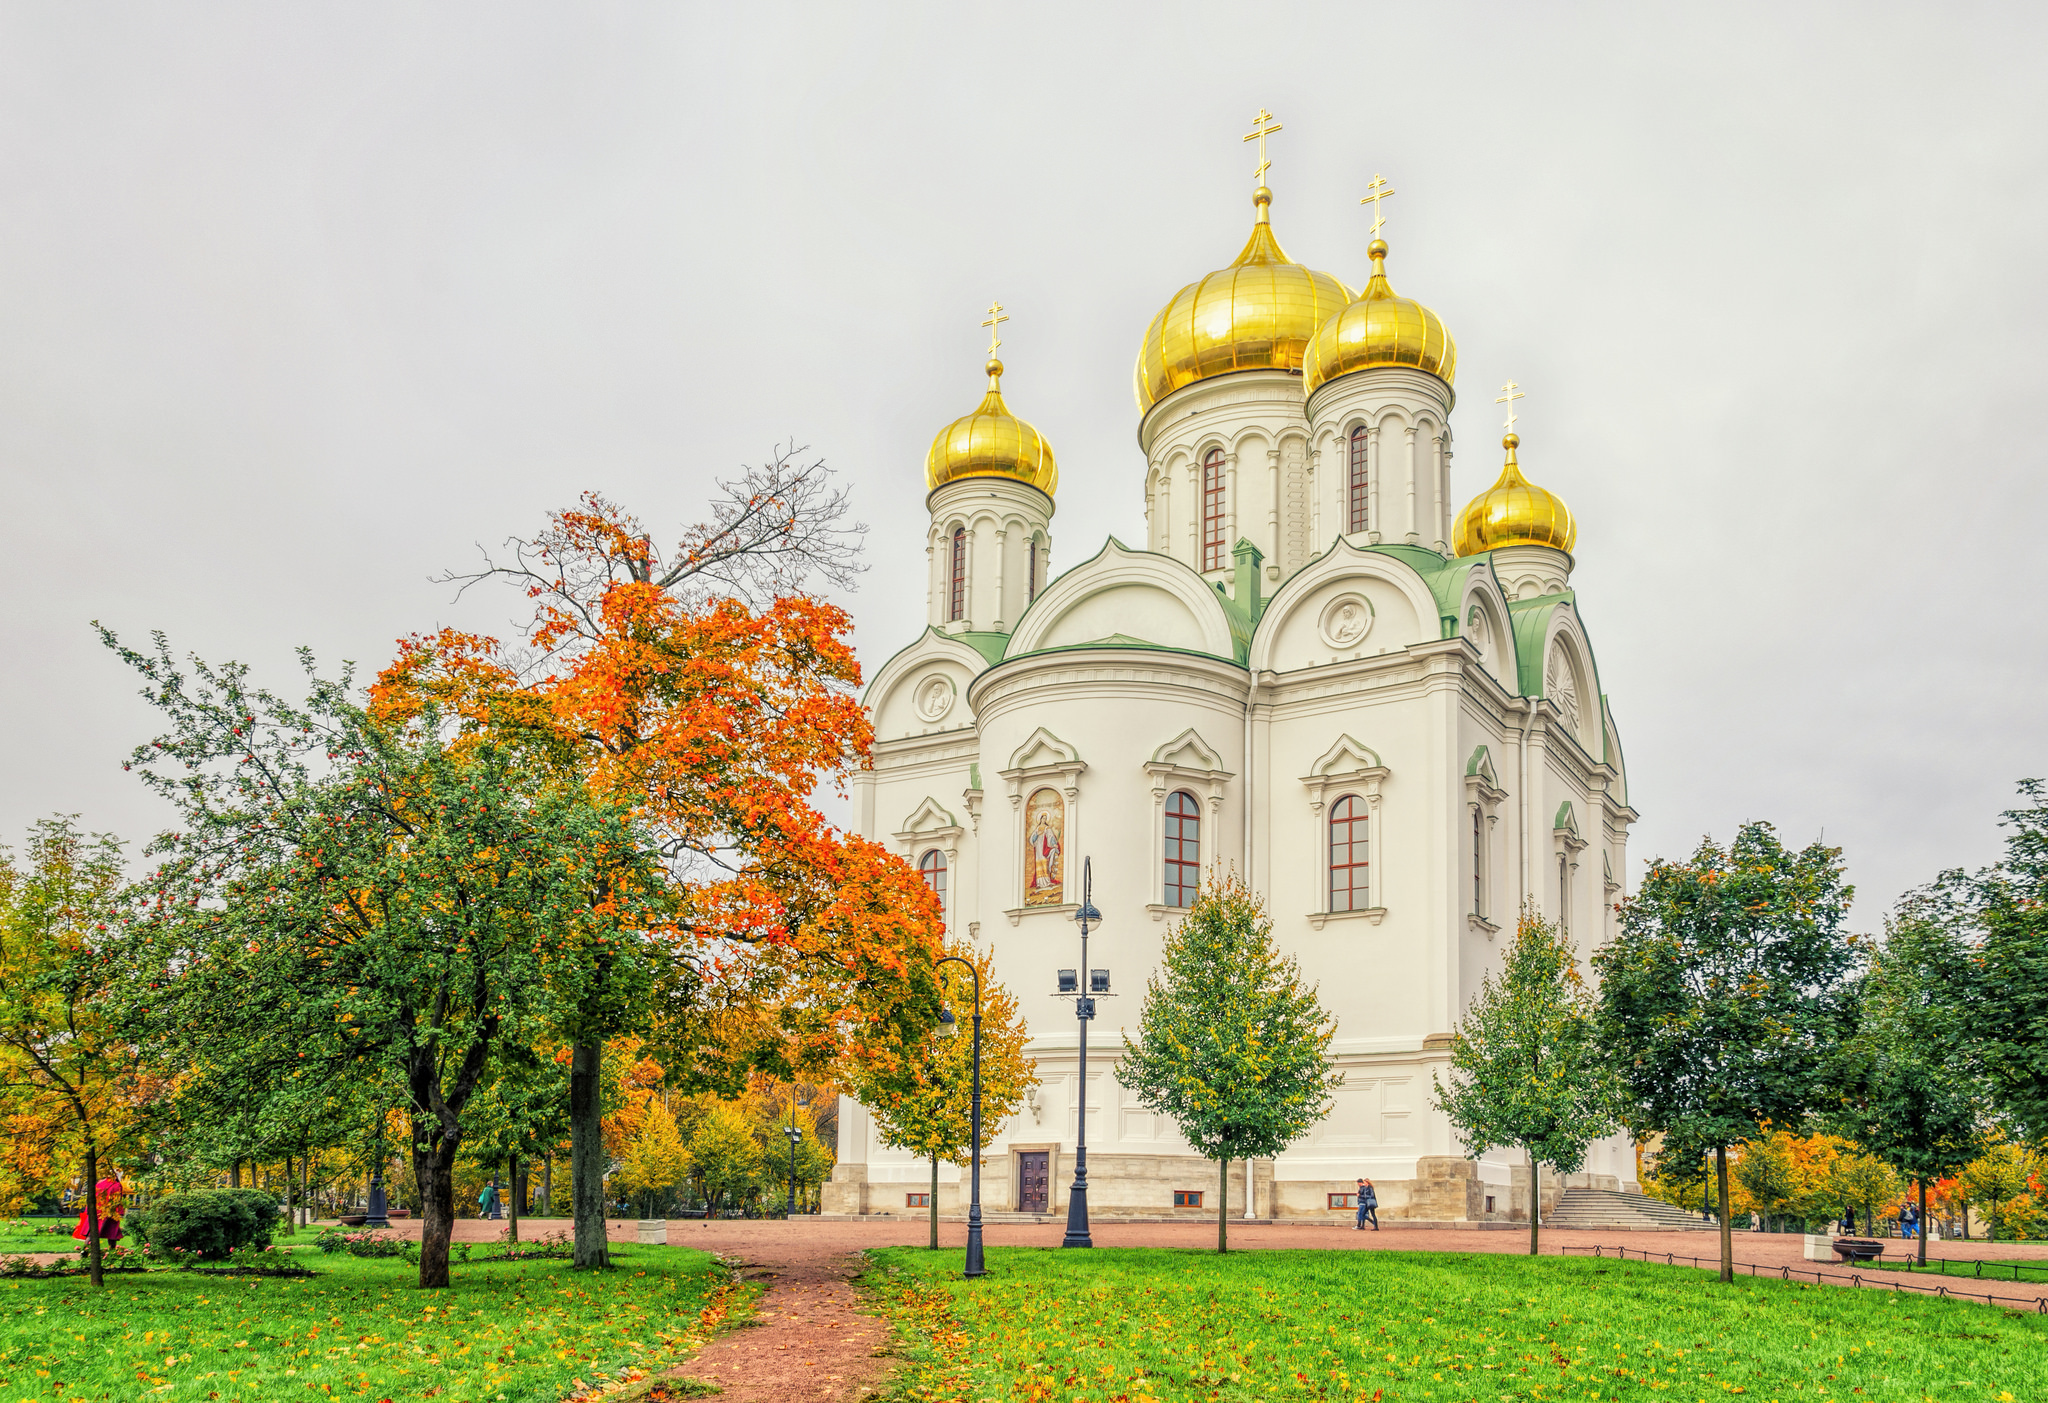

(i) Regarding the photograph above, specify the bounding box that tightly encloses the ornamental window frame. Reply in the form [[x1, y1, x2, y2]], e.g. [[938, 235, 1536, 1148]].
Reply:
[[1303, 735, 1390, 929], [1464, 745, 1507, 937], [894, 797, 964, 931], [1553, 799, 1589, 937], [1201, 448, 1227, 572], [1143, 728, 1232, 920], [1347, 425, 1370, 535], [948, 526, 968, 622]]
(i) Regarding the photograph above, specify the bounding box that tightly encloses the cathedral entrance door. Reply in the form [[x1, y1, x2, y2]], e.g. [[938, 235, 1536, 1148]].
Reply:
[[1019, 1152, 1049, 1214]]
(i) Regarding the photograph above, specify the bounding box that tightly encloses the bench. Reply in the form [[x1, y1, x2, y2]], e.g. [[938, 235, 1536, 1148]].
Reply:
[[1833, 1237, 1886, 1263]]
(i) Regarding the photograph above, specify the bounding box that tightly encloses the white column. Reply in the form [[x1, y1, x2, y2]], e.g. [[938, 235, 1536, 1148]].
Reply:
[[993, 526, 1009, 630], [1367, 427, 1382, 540], [1403, 425, 1419, 544], [1267, 447, 1281, 576]]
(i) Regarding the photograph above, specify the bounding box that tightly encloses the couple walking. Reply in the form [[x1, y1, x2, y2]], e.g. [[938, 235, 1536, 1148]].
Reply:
[[1353, 1177, 1378, 1231]]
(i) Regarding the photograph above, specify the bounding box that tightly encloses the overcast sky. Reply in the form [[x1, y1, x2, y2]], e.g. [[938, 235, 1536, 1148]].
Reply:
[[3, 3, 2042, 924]]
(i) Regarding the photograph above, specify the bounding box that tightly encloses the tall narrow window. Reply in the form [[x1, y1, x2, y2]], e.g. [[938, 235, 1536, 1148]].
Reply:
[[1472, 807, 1484, 918], [1558, 854, 1570, 935], [918, 849, 947, 908], [948, 527, 966, 622], [1163, 790, 1201, 908], [1201, 449, 1227, 572], [1348, 426, 1369, 534], [1026, 538, 1039, 603], [1329, 794, 1370, 912]]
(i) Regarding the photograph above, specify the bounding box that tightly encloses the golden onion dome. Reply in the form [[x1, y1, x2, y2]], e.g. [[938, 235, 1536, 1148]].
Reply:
[[925, 358, 1058, 496], [1454, 434, 1576, 555], [1133, 186, 1353, 413], [1304, 239, 1457, 393]]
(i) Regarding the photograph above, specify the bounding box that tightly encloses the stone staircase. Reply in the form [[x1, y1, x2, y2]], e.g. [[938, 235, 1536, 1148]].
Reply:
[[1543, 1187, 1705, 1232]]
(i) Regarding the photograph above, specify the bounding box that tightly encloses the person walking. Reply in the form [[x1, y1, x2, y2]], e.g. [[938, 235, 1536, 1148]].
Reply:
[[1357, 1177, 1379, 1231], [478, 1181, 499, 1220]]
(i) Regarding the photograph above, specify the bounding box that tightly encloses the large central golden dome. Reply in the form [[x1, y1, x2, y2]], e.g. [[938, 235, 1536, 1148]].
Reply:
[[1133, 186, 1352, 413], [926, 358, 1058, 496], [1305, 239, 1456, 393]]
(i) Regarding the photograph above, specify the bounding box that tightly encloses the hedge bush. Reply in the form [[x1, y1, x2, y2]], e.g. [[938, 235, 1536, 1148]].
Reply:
[[130, 1189, 280, 1259]]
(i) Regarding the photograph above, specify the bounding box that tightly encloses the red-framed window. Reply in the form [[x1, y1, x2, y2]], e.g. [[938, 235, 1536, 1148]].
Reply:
[[919, 849, 947, 908], [1201, 449, 1227, 572], [1026, 538, 1039, 602], [1330, 794, 1370, 912], [1173, 1190, 1203, 1208], [906, 1192, 930, 1207], [1348, 426, 1369, 534], [948, 528, 967, 621], [1163, 790, 1200, 908], [1328, 1192, 1357, 1209], [1472, 807, 1485, 917]]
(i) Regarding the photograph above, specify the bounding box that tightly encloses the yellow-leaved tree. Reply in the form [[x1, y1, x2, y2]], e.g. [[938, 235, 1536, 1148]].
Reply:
[[615, 1099, 692, 1218]]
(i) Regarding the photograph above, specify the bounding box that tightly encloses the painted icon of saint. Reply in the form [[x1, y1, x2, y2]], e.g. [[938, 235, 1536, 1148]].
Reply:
[[1023, 788, 1064, 905]]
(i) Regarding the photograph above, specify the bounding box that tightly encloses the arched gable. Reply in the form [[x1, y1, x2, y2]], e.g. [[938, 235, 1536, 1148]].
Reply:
[[864, 628, 996, 742], [1508, 596, 1603, 756], [1455, 561, 1518, 689], [1006, 537, 1236, 661], [1246, 537, 1442, 674]]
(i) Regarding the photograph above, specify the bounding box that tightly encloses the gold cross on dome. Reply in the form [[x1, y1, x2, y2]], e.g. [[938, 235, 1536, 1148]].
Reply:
[[1242, 108, 1283, 185], [981, 301, 1008, 357], [1495, 380, 1525, 431], [1359, 173, 1396, 238]]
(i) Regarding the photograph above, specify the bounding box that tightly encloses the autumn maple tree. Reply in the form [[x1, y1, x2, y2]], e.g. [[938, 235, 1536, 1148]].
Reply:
[[374, 451, 945, 1267]]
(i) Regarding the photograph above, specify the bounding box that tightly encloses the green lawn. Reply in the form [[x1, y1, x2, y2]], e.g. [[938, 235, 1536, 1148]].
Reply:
[[0, 1242, 729, 1402], [867, 1247, 2045, 1403], [1873, 1256, 2048, 1285]]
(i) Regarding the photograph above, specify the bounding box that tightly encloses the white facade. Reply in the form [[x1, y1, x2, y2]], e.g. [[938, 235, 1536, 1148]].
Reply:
[[828, 350, 1637, 1227]]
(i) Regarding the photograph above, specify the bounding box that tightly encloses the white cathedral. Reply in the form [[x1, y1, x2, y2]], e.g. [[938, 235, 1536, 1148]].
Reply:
[[824, 157, 1640, 1224]]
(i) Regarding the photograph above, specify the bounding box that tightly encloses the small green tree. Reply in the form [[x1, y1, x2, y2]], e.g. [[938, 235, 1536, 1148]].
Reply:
[[856, 942, 1036, 1249], [1833, 900, 1985, 1261], [1120, 872, 1341, 1253], [688, 1101, 763, 1217], [1595, 823, 1857, 1283], [1432, 909, 1619, 1255], [1951, 782, 2048, 1139], [1827, 1151, 1904, 1236], [1958, 1142, 2041, 1242], [1734, 1134, 1800, 1231], [616, 1099, 691, 1218]]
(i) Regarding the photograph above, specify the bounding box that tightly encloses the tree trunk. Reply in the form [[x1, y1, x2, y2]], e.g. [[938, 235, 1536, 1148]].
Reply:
[[414, 1136, 456, 1290], [929, 1156, 939, 1250], [569, 1040, 609, 1270], [83, 1140, 104, 1290], [1917, 1180, 1928, 1266], [542, 1154, 552, 1217], [1217, 1157, 1228, 1254], [229, 1159, 241, 1189], [508, 1154, 520, 1243], [282, 1154, 295, 1236], [1714, 1145, 1733, 1284], [1528, 1146, 1540, 1257]]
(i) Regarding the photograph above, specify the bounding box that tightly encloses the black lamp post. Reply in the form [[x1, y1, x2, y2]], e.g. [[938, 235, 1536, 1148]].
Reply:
[[937, 954, 986, 1277], [366, 1115, 389, 1229], [1059, 857, 1107, 1250]]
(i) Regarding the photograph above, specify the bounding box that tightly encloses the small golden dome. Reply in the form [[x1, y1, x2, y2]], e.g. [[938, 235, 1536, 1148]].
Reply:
[[1304, 239, 1456, 393], [1133, 186, 1353, 413], [1454, 434, 1576, 555], [925, 358, 1058, 495]]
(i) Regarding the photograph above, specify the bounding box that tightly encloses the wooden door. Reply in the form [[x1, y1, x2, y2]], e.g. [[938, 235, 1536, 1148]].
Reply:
[[1018, 1152, 1049, 1214]]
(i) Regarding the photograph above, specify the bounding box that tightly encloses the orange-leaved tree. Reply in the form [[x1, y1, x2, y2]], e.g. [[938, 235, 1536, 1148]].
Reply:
[[374, 453, 944, 1267]]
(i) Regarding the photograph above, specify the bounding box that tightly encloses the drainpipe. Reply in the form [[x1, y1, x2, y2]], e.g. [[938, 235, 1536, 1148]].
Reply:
[[1518, 696, 1536, 907]]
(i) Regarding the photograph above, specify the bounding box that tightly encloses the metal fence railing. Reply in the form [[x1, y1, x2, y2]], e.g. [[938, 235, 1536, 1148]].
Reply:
[[1557, 1243, 2048, 1313]]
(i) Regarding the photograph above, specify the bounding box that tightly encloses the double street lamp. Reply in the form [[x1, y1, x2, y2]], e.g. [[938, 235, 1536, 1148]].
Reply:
[[936, 954, 986, 1277], [784, 1085, 804, 1218], [1057, 857, 1108, 1250]]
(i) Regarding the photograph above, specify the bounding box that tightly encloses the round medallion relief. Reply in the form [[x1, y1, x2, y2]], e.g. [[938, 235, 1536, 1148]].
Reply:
[[912, 674, 956, 722], [1317, 593, 1376, 649]]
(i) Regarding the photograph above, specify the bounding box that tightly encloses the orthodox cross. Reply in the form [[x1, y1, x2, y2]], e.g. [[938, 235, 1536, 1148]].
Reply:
[[1242, 109, 1283, 185], [1359, 173, 1396, 238], [981, 301, 1008, 357], [1495, 380, 1525, 432]]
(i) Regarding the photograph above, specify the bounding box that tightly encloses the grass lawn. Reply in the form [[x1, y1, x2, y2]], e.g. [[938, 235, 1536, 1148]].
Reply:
[[1873, 1256, 2048, 1285], [0, 1241, 730, 1403], [867, 1246, 2046, 1403]]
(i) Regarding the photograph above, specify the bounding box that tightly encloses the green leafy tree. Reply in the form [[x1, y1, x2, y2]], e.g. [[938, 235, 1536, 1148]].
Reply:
[[616, 1099, 691, 1217], [461, 1052, 572, 1241], [1826, 1150, 1904, 1236], [1120, 872, 1341, 1253], [855, 942, 1037, 1249], [1952, 782, 2048, 1140], [1432, 909, 1620, 1255], [1833, 900, 1985, 1261], [103, 633, 667, 1289], [688, 1100, 764, 1216], [1594, 822, 1857, 1282], [0, 817, 140, 1288], [1958, 1142, 2042, 1242], [1734, 1133, 1800, 1232]]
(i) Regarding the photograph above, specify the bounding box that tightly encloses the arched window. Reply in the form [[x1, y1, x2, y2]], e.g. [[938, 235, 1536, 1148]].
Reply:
[[1201, 449, 1227, 572], [1163, 790, 1201, 908], [948, 527, 966, 622], [1472, 807, 1485, 918], [1329, 794, 1370, 912], [1558, 854, 1570, 935], [1347, 426, 1369, 534], [1026, 537, 1039, 603], [918, 849, 947, 908]]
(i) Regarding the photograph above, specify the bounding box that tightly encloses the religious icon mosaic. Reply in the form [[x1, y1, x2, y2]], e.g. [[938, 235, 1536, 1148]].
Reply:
[[1023, 787, 1064, 906]]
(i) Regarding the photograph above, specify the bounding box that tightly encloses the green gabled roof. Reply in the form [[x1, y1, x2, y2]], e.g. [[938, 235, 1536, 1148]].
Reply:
[[1209, 582, 1255, 664], [1507, 590, 1574, 697], [957, 630, 1011, 665], [1363, 544, 1479, 640]]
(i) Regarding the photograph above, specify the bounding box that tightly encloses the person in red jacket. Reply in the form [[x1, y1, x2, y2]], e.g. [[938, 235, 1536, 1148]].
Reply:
[[71, 1177, 126, 1245]]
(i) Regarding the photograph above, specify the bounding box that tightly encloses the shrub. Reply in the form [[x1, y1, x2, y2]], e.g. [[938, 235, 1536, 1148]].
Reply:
[[313, 1228, 410, 1258], [130, 1189, 279, 1260]]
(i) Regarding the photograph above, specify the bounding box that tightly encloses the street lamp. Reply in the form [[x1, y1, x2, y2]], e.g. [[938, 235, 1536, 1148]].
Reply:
[[783, 1109, 802, 1219], [1059, 857, 1107, 1250], [936, 954, 986, 1277]]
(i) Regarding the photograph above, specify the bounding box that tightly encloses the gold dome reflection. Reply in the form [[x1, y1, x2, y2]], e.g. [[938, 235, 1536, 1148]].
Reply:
[[926, 358, 1059, 496], [1305, 239, 1456, 393], [1453, 434, 1575, 555], [1133, 186, 1352, 414]]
